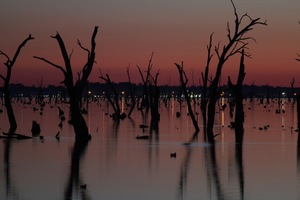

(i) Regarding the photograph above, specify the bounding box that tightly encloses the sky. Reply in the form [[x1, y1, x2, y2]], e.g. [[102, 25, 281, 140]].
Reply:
[[0, 0, 299, 87]]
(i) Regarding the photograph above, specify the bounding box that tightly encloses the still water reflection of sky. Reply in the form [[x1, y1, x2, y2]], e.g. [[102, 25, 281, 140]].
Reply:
[[0, 98, 300, 199]]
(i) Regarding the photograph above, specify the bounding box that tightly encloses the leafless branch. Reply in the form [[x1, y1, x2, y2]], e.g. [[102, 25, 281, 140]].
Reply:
[[126, 64, 131, 83], [77, 39, 90, 53], [33, 56, 67, 75], [0, 74, 5, 81], [1, 34, 34, 68], [297, 53, 300, 62], [0, 51, 10, 65], [217, 1, 267, 62]]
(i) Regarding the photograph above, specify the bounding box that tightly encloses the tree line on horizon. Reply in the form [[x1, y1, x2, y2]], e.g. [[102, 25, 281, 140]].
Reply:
[[0, 0, 299, 145]]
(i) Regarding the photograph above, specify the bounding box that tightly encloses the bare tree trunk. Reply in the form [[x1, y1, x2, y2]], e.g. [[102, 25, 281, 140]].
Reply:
[[126, 65, 137, 118], [3, 87, 17, 133], [0, 34, 34, 134], [228, 49, 245, 129], [149, 80, 160, 131], [69, 93, 89, 141], [175, 62, 200, 133], [201, 33, 213, 140]]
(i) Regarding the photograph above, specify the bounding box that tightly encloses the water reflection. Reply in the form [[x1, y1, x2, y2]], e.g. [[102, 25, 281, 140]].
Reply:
[[177, 131, 198, 200], [177, 142, 193, 200], [234, 126, 244, 200], [64, 141, 90, 200], [1, 99, 300, 199], [2, 139, 19, 199]]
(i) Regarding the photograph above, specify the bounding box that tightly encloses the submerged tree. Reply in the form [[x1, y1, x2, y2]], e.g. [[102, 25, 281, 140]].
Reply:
[[228, 49, 246, 144], [206, 0, 267, 143], [200, 33, 214, 134], [99, 70, 124, 120], [0, 34, 34, 133], [34, 26, 99, 142], [137, 53, 160, 131], [228, 49, 245, 129], [126, 65, 138, 118], [175, 62, 200, 133]]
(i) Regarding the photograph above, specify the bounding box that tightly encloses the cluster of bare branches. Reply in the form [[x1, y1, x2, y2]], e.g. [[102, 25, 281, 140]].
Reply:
[[174, 0, 267, 144], [137, 53, 160, 131], [34, 27, 98, 142], [203, 0, 267, 143]]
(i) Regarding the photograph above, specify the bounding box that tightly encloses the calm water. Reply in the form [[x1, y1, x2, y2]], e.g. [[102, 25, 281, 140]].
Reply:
[[0, 98, 300, 200]]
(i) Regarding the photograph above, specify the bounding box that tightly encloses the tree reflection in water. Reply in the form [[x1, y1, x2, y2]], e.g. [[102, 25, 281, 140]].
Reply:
[[64, 140, 90, 200], [235, 126, 244, 200], [2, 139, 19, 199], [177, 126, 245, 200]]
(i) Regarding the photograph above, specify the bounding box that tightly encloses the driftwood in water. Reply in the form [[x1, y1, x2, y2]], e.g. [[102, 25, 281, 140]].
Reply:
[[31, 120, 41, 137], [1, 132, 32, 140]]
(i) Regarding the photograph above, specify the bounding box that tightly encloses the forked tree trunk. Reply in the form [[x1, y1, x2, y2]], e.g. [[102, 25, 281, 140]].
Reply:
[[34, 27, 98, 142]]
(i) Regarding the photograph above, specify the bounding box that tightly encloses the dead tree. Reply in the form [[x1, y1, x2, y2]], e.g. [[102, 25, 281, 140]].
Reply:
[[148, 70, 160, 131], [175, 62, 200, 133], [0, 34, 34, 133], [228, 49, 246, 144], [290, 77, 295, 103], [206, 1, 267, 143], [99, 71, 124, 120], [201, 33, 213, 133], [34, 26, 98, 142], [126, 65, 137, 118], [137, 52, 153, 110], [297, 28, 300, 147], [137, 53, 161, 131]]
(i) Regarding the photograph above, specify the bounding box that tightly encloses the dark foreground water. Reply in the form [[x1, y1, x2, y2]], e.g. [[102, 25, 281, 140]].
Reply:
[[0, 98, 300, 200]]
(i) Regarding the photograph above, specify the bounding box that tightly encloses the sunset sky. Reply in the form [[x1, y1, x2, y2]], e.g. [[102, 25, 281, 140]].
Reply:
[[0, 0, 299, 87]]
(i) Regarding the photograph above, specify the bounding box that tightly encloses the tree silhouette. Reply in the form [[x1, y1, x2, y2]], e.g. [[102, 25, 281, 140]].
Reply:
[[99, 70, 124, 120], [200, 33, 213, 135], [206, 0, 267, 143], [0, 34, 34, 134], [126, 65, 137, 118], [137, 53, 160, 131], [228, 49, 246, 130], [175, 62, 200, 133], [34, 27, 98, 142]]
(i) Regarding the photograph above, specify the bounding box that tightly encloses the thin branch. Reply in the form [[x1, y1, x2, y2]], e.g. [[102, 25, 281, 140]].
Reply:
[[10, 34, 34, 67], [297, 53, 300, 62], [0, 51, 10, 64], [126, 64, 131, 83], [33, 56, 67, 75], [77, 39, 90, 55], [0, 74, 5, 81]]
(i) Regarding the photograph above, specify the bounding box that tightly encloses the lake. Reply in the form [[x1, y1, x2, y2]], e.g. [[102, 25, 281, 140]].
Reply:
[[0, 97, 300, 200]]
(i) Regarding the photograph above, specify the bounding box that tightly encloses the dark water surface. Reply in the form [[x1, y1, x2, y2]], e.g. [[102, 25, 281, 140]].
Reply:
[[0, 98, 300, 200]]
